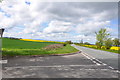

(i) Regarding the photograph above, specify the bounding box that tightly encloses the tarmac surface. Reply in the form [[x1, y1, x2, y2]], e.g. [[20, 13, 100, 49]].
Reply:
[[1, 44, 120, 79], [71, 44, 119, 70]]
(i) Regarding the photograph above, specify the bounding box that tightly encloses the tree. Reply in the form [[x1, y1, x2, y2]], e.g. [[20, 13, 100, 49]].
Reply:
[[113, 38, 120, 46], [0, 0, 3, 2], [95, 28, 110, 49], [84, 42, 90, 45], [104, 38, 113, 49], [65, 41, 72, 44], [95, 42, 101, 49]]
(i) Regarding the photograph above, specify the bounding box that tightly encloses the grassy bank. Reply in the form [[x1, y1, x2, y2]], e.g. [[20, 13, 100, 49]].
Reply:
[[2, 38, 78, 56], [2, 45, 78, 56]]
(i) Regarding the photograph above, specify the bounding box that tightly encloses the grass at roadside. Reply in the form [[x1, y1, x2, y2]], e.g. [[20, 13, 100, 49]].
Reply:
[[2, 38, 78, 56], [2, 45, 79, 56], [95, 48, 119, 53]]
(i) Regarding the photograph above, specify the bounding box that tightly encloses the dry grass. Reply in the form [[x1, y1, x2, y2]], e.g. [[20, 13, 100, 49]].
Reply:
[[43, 44, 64, 50]]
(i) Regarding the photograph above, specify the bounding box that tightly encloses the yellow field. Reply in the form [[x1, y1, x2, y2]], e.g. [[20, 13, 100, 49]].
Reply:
[[20, 39, 64, 43], [84, 45, 120, 50], [110, 46, 120, 50]]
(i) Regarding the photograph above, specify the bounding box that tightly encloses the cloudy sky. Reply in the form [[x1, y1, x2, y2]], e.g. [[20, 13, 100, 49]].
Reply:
[[0, 0, 118, 43]]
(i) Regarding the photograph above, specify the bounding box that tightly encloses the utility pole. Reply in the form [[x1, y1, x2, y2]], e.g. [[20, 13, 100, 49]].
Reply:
[[80, 39, 83, 44], [0, 28, 4, 38]]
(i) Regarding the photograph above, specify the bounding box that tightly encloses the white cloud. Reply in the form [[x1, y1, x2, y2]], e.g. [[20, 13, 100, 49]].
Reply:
[[43, 20, 73, 33], [0, 1, 118, 43], [75, 21, 111, 35]]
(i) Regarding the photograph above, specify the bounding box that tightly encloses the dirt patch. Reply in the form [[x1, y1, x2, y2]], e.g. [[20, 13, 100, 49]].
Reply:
[[43, 44, 64, 50]]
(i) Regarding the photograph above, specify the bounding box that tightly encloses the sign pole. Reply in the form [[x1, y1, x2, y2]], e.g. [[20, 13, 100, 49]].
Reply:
[[0, 28, 4, 38]]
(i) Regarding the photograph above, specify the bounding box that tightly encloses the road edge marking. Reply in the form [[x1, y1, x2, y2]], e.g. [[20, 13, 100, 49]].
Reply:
[[0, 60, 7, 64]]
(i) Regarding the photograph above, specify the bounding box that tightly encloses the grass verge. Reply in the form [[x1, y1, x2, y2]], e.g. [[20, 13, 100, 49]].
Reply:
[[2, 45, 79, 56]]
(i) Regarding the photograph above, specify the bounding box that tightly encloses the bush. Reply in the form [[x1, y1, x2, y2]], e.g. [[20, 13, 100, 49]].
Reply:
[[104, 38, 113, 49], [95, 42, 101, 49], [65, 41, 72, 44], [63, 43, 67, 46], [113, 38, 120, 46], [101, 46, 106, 49], [84, 42, 91, 45]]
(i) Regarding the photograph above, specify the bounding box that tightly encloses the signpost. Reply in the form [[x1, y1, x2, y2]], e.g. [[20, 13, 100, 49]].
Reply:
[[0, 28, 4, 38]]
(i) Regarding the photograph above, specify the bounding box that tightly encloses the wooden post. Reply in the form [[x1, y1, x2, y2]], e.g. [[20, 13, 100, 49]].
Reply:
[[0, 28, 4, 38]]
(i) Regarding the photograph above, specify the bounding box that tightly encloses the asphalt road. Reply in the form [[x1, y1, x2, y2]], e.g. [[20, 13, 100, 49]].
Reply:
[[1, 44, 120, 78], [71, 44, 119, 70]]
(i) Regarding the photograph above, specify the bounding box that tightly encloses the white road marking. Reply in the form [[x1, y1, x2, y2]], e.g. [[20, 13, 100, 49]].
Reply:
[[4, 65, 120, 73], [115, 70, 120, 73], [79, 69, 109, 70], [80, 50, 120, 73], [5, 64, 100, 69], [82, 52, 119, 71], [0, 60, 7, 64], [83, 52, 107, 65], [81, 52, 101, 65], [79, 69, 120, 73], [108, 66, 115, 70], [72, 44, 120, 73]]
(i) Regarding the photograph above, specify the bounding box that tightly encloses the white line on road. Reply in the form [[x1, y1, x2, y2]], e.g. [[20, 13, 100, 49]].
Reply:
[[108, 66, 115, 70], [5, 64, 100, 69], [79, 69, 109, 71], [81, 52, 120, 73], [83, 52, 107, 65], [72, 44, 120, 73], [81, 52, 101, 65], [4, 66, 120, 73], [0, 60, 7, 64]]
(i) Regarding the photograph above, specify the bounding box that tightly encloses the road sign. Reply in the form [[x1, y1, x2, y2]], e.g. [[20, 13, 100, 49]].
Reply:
[[0, 28, 4, 37]]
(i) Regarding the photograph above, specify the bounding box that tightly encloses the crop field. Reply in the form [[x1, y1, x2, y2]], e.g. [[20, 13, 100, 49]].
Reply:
[[20, 39, 64, 44], [2, 38, 57, 49], [2, 38, 78, 56], [76, 44, 119, 53]]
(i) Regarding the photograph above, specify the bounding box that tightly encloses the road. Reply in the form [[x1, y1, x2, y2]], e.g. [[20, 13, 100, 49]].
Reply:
[[1, 44, 120, 79], [71, 44, 119, 70]]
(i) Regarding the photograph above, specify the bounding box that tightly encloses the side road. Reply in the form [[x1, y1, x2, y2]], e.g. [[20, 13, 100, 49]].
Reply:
[[71, 44, 119, 70]]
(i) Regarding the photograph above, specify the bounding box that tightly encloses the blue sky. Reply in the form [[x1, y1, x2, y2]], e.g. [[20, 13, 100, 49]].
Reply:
[[0, 0, 118, 44]]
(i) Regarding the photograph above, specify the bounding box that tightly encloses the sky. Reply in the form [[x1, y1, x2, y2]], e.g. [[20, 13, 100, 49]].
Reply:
[[0, 0, 118, 44]]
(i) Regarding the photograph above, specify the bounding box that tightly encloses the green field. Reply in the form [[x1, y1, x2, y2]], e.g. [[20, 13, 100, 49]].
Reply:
[[2, 38, 78, 56], [2, 38, 57, 49]]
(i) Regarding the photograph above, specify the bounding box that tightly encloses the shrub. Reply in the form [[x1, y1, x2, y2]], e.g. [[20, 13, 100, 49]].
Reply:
[[113, 38, 120, 46], [95, 42, 101, 49], [63, 43, 67, 46], [84, 42, 91, 45], [65, 41, 72, 44], [104, 38, 113, 49], [101, 46, 106, 49]]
